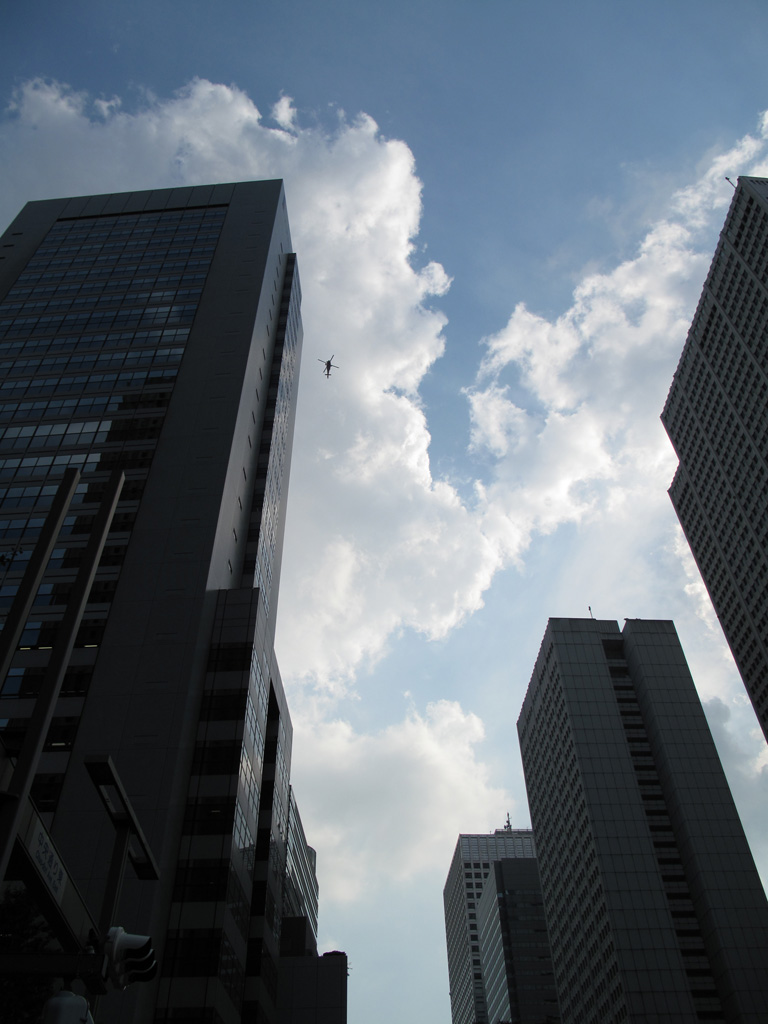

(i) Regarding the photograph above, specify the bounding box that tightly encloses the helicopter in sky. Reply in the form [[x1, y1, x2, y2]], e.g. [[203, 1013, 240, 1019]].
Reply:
[[319, 356, 339, 378]]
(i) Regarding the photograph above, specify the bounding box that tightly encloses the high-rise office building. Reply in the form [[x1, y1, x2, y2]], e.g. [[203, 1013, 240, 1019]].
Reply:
[[444, 828, 557, 1024], [518, 617, 768, 1024], [476, 857, 559, 1024], [276, 789, 347, 1024], [661, 175, 768, 742], [0, 183, 328, 1023]]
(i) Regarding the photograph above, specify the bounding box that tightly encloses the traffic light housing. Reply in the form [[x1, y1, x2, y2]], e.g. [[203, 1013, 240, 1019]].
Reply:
[[42, 991, 94, 1023], [103, 926, 158, 990]]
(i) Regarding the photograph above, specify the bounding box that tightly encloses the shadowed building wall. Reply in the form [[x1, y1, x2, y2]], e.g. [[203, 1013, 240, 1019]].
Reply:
[[0, 182, 317, 1024], [662, 175, 768, 742], [444, 829, 547, 1024], [476, 857, 559, 1024], [518, 618, 768, 1024]]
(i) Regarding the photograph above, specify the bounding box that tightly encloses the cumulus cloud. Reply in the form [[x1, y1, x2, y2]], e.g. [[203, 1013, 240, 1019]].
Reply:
[[466, 122, 768, 587], [0, 78, 506, 896], [0, 78, 468, 686], [5, 80, 767, 701], [672, 529, 724, 646], [289, 699, 512, 902], [271, 94, 297, 131], [2, 80, 768, 896], [467, 383, 531, 458]]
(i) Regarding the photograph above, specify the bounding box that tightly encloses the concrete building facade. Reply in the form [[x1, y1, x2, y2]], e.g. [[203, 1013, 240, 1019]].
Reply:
[[0, 183, 331, 1023], [517, 617, 768, 1024], [662, 175, 768, 742]]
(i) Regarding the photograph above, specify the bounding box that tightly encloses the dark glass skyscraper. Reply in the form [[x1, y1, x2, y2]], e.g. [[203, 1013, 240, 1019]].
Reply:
[[662, 175, 768, 742], [518, 617, 768, 1024], [0, 182, 319, 1023]]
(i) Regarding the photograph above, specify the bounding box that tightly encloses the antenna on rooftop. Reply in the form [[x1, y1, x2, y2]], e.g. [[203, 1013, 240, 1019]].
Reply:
[[588, 605, 594, 619], [505, 812, 511, 830], [725, 177, 737, 190]]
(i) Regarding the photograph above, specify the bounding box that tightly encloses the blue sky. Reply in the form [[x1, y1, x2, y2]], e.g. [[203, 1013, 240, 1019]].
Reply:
[[2, 3, 768, 1022]]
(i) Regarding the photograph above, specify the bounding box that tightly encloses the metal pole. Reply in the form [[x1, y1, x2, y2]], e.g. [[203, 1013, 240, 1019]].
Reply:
[[98, 819, 132, 937], [92, 821, 128, 1021], [0, 470, 124, 884]]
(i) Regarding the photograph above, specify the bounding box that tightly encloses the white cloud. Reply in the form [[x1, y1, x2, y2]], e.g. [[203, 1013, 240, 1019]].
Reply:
[[289, 698, 512, 902], [2, 80, 768, 899], [0, 77, 470, 682], [467, 383, 530, 458], [0, 79, 510, 899], [271, 94, 297, 131], [465, 120, 768, 600], [703, 697, 768, 887], [6, 80, 767, 702], [672, 528, 723, 644], [671, 128, 767, 229]]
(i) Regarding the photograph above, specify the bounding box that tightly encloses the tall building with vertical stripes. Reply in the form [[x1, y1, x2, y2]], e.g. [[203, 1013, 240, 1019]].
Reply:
[[518, 617, 768, 1024], [443, 828, 557, 1024], [662, 175, 768, 742], [476, 855, 559, 1024], [0, 182, 330, 1023]]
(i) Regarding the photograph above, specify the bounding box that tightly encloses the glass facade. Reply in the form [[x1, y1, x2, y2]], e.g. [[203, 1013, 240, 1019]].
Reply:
[[250, 256, 301, 620], [0, 184, 327, 1024], [283, 788, 319, 940], [0, 205, 225, 811]]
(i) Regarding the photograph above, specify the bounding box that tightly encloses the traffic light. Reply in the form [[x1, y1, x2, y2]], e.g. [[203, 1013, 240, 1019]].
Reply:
[[103, 926, 158, 990], [42, 991, 94, 1023]]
